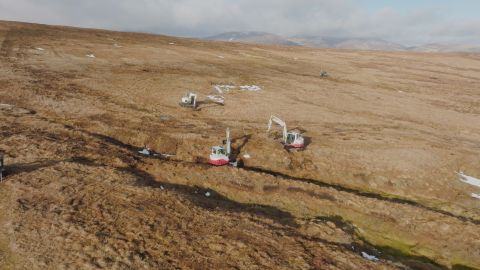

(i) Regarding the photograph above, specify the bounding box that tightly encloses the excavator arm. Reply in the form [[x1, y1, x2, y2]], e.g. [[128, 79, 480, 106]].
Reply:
[[267, 115, 288, 143], [226, 128, 231, 156]]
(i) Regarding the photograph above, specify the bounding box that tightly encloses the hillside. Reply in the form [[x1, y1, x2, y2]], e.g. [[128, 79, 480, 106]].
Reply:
[[206, 31, 301, 47], [1, 21, 480, 269], [290, 36, 407, 51], [208, 32, 480, 53], [409, 43, 480, 53]]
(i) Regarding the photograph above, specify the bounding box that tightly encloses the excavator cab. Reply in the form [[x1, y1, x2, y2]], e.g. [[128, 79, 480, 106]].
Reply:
[[286, 133, 297, 144], [209, 146, 229, 166], [209, 129, 231, 166], [180, 92, 197, 108], [211, 146, 226, 156], [286, 132, 304, 148]]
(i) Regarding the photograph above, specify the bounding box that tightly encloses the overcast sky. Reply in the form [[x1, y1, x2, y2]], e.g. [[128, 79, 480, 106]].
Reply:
[[0, 0, 479, 45]]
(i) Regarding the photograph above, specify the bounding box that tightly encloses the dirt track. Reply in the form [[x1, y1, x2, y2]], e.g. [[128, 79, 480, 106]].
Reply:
[[0, 21, 479, 269]]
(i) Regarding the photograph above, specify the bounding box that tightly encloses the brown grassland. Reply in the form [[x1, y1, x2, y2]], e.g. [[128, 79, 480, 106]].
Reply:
[[0, 21, 479, 269]]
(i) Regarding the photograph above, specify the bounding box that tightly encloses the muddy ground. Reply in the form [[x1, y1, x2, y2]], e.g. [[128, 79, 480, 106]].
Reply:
[[0, 21, 479, 269]]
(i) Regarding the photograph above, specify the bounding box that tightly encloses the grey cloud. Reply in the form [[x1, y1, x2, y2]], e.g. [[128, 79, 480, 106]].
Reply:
[[0, 0, 479, 45]]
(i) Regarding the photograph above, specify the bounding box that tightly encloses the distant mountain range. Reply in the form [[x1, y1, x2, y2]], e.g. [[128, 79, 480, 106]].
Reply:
[[206, 31, 480, 53], [206, 32, 300, 47]]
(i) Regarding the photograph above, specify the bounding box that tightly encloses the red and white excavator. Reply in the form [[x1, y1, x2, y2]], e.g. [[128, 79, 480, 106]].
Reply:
[[209, 128, 231, 166], [267, 115, 305, 148]]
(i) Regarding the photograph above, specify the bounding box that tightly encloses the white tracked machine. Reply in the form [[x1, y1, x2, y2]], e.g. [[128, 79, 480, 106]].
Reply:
[[267, 115, 305, 148], [180, 92, 198, 109]]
